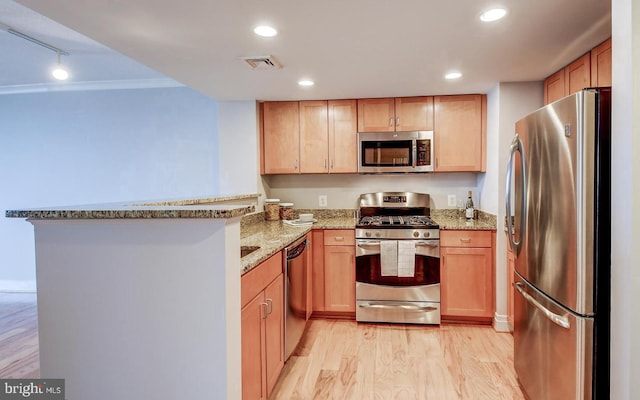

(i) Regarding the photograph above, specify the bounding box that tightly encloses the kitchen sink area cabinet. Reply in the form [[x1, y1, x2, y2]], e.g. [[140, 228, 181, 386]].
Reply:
[[261, 101, 300, 174], [311, 229, 356, 316], [357, 96, 433, 132], [440, 230, 495, 323], [433, 94, 486, 172], [241, 252, 284, 400]]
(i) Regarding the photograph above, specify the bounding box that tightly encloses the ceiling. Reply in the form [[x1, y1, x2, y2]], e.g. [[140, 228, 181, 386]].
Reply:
[[2, 0, 611, 101]]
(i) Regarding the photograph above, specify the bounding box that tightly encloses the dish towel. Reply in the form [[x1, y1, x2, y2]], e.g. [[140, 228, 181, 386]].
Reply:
[[380, 240, 398, 276], [397, 241, 416, 277]]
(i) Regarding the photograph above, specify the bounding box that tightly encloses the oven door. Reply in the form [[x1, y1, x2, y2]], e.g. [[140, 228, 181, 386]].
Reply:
[[355, 239, 440, 324]]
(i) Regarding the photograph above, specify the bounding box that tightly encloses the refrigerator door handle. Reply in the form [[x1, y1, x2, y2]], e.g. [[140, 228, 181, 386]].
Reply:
[[505, 134, 527, 255], [514, 282, 571, 329]]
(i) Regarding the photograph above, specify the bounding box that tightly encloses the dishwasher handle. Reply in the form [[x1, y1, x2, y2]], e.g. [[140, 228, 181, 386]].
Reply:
[[286, 238, 308, 260]]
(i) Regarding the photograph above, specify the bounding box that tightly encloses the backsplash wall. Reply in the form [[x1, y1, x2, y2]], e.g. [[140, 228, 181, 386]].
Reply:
[[262, 172, 481, 210]]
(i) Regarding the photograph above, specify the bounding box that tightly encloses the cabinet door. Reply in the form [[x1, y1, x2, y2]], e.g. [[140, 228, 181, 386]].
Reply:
[[299, 101, 329, 173], [242, 294, 266, 400], [395, 96, 434, 131], [591, 38, 612, 87], [262, 101, 300, 174], [328, 100, 358, 173], [323, 245, 356, 312], [434, 95, 484, 172], [544, 69, 565, 105], [264, 275, 284, 396], [441, 247, 493, 318], [564, 53, 591, 96], [357, 98, 396, 132], [311, 230, 325, 312]]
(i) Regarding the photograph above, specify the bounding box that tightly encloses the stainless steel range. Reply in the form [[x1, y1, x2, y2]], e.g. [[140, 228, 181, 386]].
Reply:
[[355, 192, 440, 324]]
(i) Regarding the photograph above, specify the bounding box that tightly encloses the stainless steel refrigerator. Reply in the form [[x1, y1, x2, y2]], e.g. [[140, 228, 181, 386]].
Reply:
[[506, 88, 610, 400]]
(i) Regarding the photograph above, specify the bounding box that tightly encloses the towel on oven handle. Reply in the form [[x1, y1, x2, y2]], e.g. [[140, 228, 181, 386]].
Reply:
[[397, 241, 416, 277], [380, 240, 398, 276]]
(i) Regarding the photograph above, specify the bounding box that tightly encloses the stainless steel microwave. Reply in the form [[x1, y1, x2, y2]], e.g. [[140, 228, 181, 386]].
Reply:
[[357, 131, 434, 173]]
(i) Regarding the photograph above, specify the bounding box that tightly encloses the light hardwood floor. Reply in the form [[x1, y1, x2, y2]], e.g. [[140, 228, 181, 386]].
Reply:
[[271, 319, 525, 400], [0, 293, 524, 399], [0, 292, 39, 378]]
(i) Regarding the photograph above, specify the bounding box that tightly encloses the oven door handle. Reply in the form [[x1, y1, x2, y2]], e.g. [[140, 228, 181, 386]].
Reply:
[[356, 240, 381, 247], [358, 302, 438, 312], [415, 241, 438, 247]]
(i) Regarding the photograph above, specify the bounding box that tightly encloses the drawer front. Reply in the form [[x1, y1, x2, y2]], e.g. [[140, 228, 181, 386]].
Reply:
[[440, 230, 492, 248], [241, 251, 283, 307], [323, 229, 355, 246]]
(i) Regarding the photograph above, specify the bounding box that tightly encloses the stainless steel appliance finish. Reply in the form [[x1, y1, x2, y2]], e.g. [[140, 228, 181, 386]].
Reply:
[[506, 89, 610, 400], [357, 131, 434, 173], [284, 236, 308, 361], [355, 192, 441, 324]]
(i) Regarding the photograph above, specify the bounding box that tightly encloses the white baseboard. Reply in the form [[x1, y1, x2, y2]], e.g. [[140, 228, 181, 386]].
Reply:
[[493, 313, 512, 333], [0, 280, 37, 293]]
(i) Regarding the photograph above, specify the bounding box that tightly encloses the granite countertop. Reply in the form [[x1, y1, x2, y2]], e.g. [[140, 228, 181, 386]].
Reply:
[[432, 209, 497, 230], [240, 210, 356, 274], [5, 194, 259, 220]]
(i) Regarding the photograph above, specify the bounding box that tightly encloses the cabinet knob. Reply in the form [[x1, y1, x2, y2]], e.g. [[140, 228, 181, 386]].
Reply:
[[334, 236, 345, 241], [389, 118, 393, 127], [460, 238, 472, 243], [396, 117, 400, 127], [260, 302, 269, 319]]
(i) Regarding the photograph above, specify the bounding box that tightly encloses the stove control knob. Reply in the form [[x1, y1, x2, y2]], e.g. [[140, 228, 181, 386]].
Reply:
[[424, 231, 431, 238], [413, 231, 420, 238], [365, 231, 371, 238], [374, 231, 381, 238]]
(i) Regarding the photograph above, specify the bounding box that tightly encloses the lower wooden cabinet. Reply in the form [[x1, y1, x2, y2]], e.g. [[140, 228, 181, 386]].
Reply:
[[311, 229, 356, 317], [241, 252, 284, 400], [440, 230, 495, 323]]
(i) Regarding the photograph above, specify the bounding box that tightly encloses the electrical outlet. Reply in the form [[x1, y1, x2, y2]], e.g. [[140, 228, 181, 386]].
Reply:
[[448, 194, 457, 207], [319, 195, 328, 207]]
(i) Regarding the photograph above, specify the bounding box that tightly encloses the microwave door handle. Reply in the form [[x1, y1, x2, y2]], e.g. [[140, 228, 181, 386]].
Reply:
[[412, 141, 417, 169]]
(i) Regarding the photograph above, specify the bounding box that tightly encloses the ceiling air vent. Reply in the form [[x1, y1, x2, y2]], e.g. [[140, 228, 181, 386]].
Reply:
[[242, 55, 282, 70]]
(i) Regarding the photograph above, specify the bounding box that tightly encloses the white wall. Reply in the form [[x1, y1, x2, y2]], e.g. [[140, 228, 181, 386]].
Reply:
[[217, 101, 259, 196], [0, 87, 219, 290], [263, 173, 479, 210], [610, 0, 640, 398]]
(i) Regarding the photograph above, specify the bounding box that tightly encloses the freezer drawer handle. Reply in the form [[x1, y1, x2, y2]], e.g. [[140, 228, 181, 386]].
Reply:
[[514, 282, 570, 329], [359, 302, 438, 312]]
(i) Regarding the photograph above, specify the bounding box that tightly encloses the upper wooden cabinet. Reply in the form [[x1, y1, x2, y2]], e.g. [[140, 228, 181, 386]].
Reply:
[[564, 53, 591, 96], [357, 97, 433, 132], [262, 100, 358, 175], [543, 38, 612, 105], [328, 100, 358, 173], [433, 94, 486, 172], [262, 101, 300, 174], [591, 38, 612, 87], [299, 101, 329, 173]]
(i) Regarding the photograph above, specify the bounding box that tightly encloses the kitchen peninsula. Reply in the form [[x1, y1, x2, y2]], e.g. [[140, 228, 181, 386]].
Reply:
[[5, 195, 258, 400]]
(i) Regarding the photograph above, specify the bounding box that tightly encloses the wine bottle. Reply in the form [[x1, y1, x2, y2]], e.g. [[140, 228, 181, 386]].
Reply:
[[465, 191, 475, 220]]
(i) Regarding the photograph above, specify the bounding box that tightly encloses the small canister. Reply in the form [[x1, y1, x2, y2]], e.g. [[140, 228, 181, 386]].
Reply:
[[279, 202, 295, 220], [265, 199, 280, 221]]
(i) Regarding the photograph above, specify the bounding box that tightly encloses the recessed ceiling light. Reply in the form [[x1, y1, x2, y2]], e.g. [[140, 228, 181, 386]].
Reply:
[[445, 72, 462, 80], [298, 80, 314, 87], [480, 8, 507, 22], [253, 25, 278, 37]]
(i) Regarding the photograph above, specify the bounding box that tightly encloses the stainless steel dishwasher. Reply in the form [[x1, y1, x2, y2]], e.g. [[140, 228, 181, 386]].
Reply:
[[284, 235, 308, 360]]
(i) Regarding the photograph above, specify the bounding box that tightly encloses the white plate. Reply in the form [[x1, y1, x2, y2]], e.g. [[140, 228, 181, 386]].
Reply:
[[283, 218, 317, 226]]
